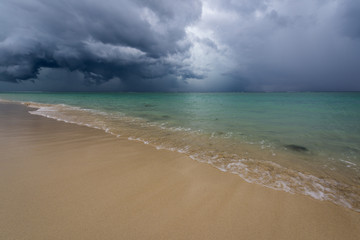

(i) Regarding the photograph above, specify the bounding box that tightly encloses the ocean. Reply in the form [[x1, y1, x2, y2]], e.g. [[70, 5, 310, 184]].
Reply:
[[1, 92, 359, 211]]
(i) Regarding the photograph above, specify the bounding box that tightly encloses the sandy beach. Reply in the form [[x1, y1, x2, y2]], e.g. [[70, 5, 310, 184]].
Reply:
[[0, 102, 359, 240]]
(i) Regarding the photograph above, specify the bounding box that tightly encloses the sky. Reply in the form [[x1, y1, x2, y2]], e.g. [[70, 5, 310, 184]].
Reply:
[[0, 0, 359, 92]]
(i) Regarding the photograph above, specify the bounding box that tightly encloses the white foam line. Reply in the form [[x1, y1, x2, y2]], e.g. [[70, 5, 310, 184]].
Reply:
[[340, 159, 357, 166], [5, 98, 359, 213]]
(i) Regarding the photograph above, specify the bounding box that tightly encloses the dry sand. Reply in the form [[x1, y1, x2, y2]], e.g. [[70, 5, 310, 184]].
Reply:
[[0, 102, 359, 240]]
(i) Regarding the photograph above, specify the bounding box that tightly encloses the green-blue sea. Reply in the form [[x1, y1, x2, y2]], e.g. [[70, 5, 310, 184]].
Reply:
[[1, 92, 359, 211]]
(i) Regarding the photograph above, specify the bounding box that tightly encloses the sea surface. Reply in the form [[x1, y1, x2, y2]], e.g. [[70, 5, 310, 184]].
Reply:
[[1, 92, 359, 211]]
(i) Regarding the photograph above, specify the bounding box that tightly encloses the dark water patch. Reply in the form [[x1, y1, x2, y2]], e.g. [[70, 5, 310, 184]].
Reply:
[[285, 144, 309, 152], [140, 114, 171, 122], [212, 131, 225, 136], [144, 104, 156, 108]]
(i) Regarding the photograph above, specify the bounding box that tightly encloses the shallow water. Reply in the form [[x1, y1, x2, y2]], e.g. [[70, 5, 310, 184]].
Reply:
[[1, 92, 359, 211]]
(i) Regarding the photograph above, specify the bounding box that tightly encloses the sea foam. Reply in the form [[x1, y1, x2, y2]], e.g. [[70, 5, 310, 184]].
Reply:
[[3, 98, 360, 212]]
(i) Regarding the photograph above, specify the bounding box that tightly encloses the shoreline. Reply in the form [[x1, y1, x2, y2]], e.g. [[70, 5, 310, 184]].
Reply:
[[2, 97, 359, 212], [1, 102, 360, 239]]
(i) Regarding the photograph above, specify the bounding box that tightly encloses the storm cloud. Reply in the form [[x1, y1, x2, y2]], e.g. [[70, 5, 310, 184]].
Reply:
[[0, 0, 202, 90], [0, 0, 359, 91]]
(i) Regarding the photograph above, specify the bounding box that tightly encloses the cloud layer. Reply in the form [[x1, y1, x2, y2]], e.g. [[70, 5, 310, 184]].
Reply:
[[0, 0, 359, 91], [0, 0, 202, 91]]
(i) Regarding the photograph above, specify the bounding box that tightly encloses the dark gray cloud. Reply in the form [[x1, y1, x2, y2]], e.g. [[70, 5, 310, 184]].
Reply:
[[0, 0, 360, 92], [338, 0, 360, 39], [0, 0, 202, 90], [186, 0, 360, 92]]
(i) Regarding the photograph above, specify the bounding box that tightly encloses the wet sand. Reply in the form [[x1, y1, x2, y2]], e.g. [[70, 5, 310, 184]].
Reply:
[[0, 102, 359, 240]]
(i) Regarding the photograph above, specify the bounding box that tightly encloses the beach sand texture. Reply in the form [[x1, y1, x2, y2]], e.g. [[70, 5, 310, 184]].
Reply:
[[0, 102, 359, 240]]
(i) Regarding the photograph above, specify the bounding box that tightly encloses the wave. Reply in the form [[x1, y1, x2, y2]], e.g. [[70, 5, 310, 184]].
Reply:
[[2, 98, 359, 212]]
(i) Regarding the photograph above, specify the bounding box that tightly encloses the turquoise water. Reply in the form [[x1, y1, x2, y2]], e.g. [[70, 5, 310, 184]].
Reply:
[[1, 92, 360, 211]]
